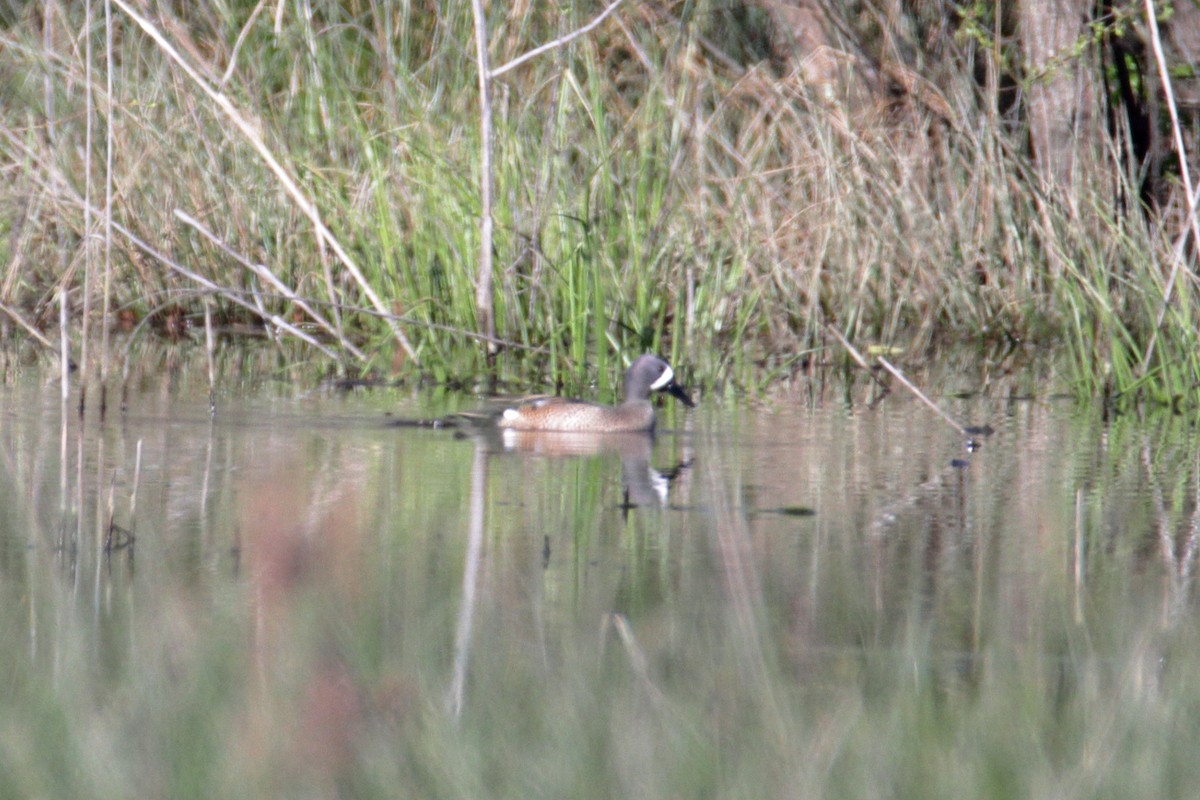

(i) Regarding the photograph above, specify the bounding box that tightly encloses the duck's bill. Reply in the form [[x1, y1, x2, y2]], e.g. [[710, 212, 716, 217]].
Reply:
[[665, 381, 695, 408]]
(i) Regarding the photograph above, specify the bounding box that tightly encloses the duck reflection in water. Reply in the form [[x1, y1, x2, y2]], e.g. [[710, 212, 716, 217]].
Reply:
[[492, 429, 689, 510]]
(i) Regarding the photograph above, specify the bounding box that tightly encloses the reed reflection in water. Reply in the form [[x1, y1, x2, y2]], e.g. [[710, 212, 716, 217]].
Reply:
[[1, 367, 1199, 798]]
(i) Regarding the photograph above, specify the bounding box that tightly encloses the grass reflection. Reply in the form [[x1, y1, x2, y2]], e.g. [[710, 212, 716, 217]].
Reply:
[[0, 375, 1199, 798]]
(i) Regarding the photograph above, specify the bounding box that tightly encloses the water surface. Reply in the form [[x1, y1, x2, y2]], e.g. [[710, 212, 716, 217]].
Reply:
[[1, 362, 1198, 798]]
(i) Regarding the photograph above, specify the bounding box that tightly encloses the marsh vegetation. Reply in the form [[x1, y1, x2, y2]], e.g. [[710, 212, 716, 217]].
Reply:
[[6, 4, 1200, 796], [1, 2, 1199, 406]]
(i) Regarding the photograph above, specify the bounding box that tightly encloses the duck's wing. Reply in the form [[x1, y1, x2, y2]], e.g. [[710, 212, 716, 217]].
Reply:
[[515, 395, 574, 410]]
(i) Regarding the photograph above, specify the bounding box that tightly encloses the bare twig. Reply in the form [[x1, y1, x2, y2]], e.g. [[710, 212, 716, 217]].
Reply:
[[469, 0, 497, 355], [489, 0, 626, 79], [2, 123, 548, 359], [173, 209, 367, 361], [359, 306, 548, 353], [1141, 0, 1200, 373], [876, 357, 968, 437], [59, 285, 69, 401], [105, 217, 342, 360], [109, 0, 418, 362], [469, 0, 627, 358], [822, 323, 889, 391], [221, 0, 269, 85], [100, 0, 114, 418], [0, 301, 55, 349], [824, 325, 970, 437], [81, 0, 94, 404]]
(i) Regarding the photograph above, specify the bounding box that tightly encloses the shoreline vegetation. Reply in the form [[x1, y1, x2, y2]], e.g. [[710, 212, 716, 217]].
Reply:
[[1, 2, 1199, 406]]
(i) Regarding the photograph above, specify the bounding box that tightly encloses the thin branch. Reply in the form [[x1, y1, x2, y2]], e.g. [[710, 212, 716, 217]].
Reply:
[[100, 0, 114, 416], [59, 286, 70, 399], [110, 0, 417, 362], [470, 0, 496, 354], [173, 209, 367, 361], [348, 306, 548, 353], [1, 125, 548, 359], [824, 324, 968, 436], [221, 0, 268, 85], [81, 0, 94, 392], [822, 323, 889, 391], [489, 0, 625, 79], [0, 301, 55, 349], [106, 218, 341, 360], [876, 357, 968, 437], [1141, 0, 1200, 373]]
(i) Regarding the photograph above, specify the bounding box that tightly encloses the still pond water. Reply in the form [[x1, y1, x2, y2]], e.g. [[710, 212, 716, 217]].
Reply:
[[1, 357, 1199, 798]]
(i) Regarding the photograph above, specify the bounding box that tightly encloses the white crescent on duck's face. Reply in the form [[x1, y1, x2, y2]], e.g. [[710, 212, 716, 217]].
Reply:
[[649, 364, 674, 391]]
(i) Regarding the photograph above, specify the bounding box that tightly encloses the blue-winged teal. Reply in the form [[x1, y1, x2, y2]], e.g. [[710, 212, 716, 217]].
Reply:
[[496, 354, 694, 433]]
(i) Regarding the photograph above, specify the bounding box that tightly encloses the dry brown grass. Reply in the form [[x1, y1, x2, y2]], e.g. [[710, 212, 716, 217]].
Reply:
[[0, 2, 1192, 400]]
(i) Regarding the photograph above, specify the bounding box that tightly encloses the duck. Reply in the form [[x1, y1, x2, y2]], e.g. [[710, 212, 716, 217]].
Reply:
[[496, 354, 694, 433]]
